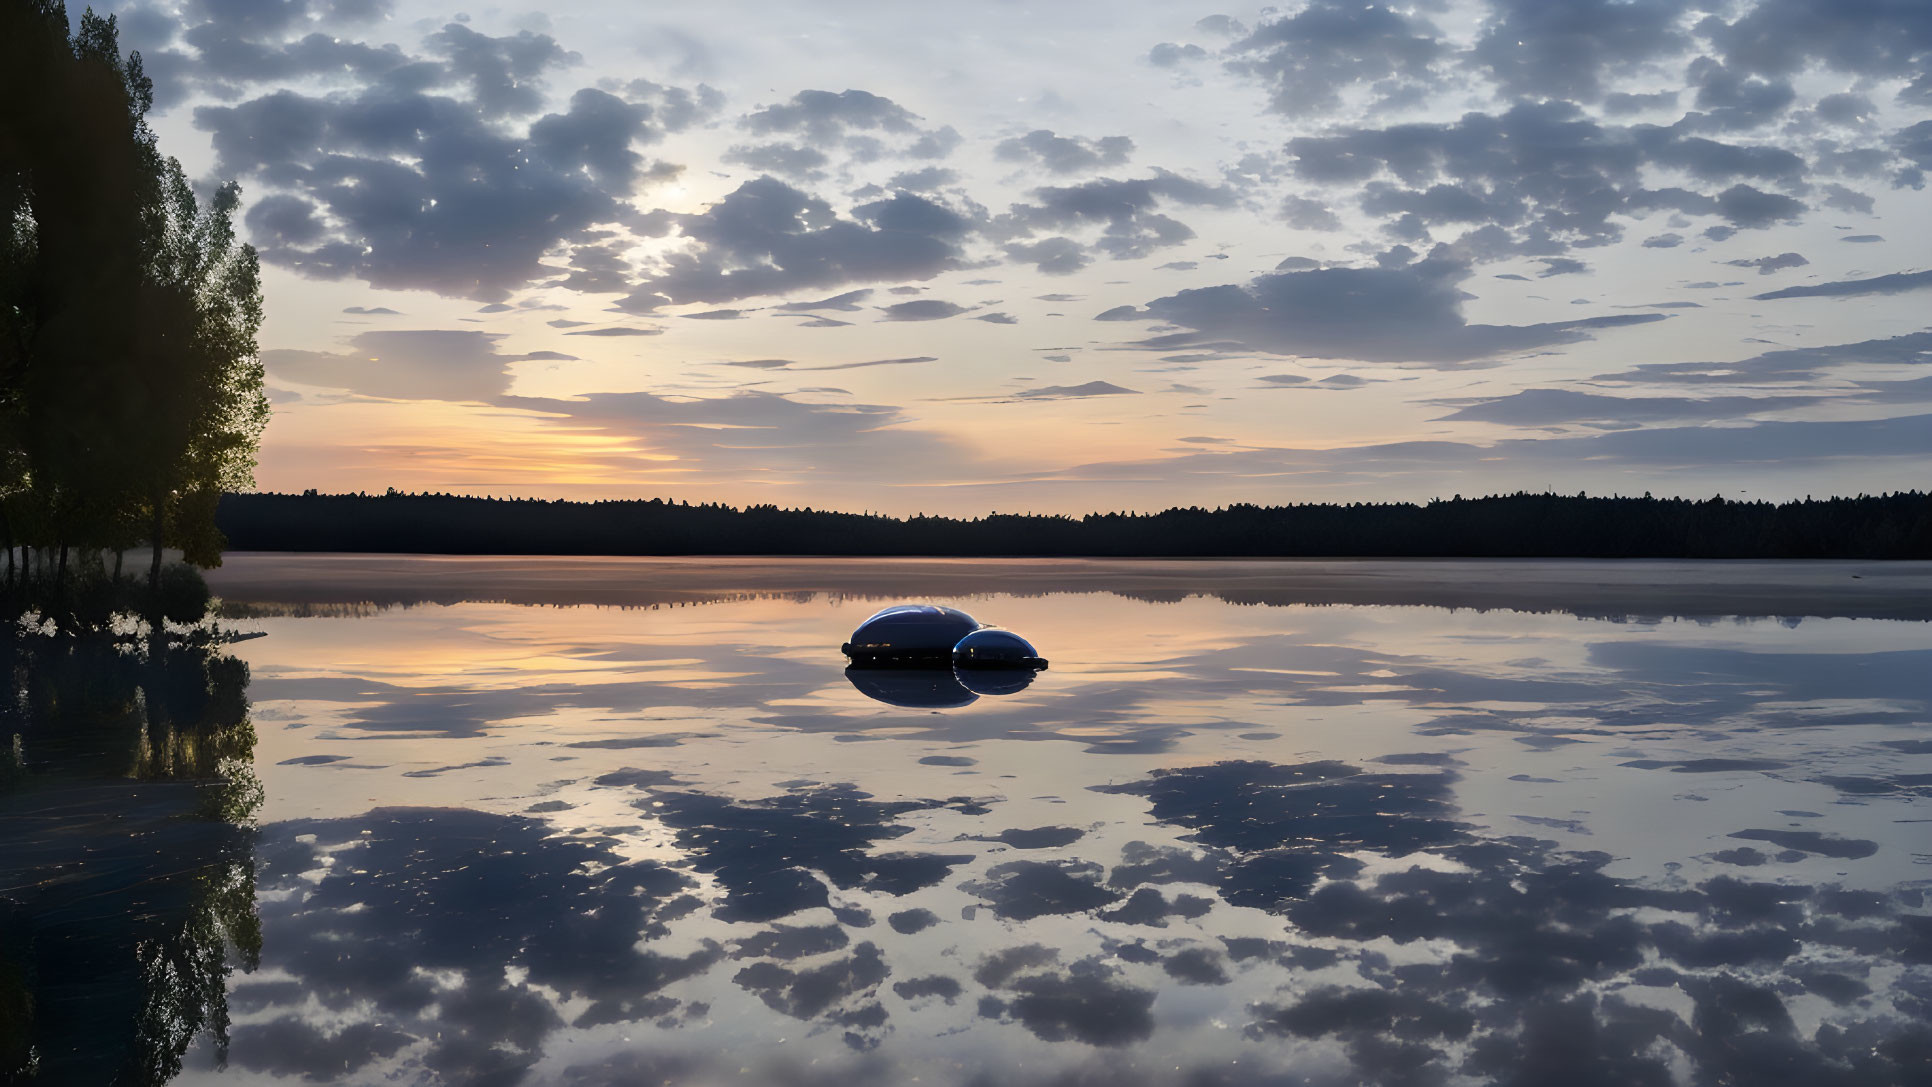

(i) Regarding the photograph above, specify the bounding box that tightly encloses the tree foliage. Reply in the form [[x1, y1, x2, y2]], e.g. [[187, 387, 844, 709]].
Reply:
[[0, 2, 266, 601]]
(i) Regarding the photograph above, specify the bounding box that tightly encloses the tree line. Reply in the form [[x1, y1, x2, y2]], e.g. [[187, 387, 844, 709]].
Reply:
[[1, 3, 268, 611], [218, 490, 1932, 559]]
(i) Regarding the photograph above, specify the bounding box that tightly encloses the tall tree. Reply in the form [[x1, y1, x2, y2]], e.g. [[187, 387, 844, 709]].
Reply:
[[0, 4, 266, 608], [128, 162, 268, 595]]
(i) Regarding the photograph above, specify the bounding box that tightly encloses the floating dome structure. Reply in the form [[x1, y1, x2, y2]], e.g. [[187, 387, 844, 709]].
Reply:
[[952, 628, 1047, 670], [843, 604, 1048, 706], [842, 605, 982, 665]]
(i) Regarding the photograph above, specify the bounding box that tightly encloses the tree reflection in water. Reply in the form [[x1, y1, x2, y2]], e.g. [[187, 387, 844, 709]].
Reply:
[[0, 615, 260, 1084]]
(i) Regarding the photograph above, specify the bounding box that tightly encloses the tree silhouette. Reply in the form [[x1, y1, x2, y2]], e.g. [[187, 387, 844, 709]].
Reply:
[[0, 3, 265, 612]]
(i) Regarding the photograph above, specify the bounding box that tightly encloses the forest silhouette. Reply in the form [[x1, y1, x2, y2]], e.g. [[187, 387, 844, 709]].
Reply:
[[221, 489, 1932, 559]]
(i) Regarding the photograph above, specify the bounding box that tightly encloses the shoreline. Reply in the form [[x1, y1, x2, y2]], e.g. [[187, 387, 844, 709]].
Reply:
[[204, 552, 1932, 622]]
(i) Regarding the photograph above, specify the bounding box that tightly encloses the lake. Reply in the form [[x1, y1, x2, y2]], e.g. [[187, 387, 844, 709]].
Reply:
[[5, 555, 1931, 1085]]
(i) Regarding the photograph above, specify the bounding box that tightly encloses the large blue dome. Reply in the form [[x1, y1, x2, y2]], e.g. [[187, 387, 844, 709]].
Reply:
[[843, 604, 980, 663]]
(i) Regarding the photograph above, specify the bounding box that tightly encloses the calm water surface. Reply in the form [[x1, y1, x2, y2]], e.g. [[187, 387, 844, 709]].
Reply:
[[5, 557, 1932, 1085]]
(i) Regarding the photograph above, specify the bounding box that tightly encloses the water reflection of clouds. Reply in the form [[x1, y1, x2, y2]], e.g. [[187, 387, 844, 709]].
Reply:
[[176, 586, 1932, 1085], [205, 756, 1932, 1085]]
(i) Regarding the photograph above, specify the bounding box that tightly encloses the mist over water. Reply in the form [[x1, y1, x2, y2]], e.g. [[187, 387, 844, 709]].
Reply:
[[7, 557, 1932, 1085]]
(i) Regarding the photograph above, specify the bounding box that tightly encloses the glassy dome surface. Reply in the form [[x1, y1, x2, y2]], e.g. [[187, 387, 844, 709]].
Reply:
[[951, 628, 1047, 670], [844, 667, 978, 708], [843, 605, 980, 663]]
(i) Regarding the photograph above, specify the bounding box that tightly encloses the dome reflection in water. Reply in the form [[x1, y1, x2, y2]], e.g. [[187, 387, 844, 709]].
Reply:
[[844, 668, 981, 709]]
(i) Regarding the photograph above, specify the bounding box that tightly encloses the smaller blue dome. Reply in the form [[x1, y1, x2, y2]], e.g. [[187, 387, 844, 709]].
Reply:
[[951, 628, 1047, 670]]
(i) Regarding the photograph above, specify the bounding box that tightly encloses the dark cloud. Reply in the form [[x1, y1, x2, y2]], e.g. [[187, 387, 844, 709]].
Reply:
[[1004, 237, 1090, 275], [1147, 42, 1208, 67], [995, 130, 1134, 174], [878, 300, 969, 322], [887, 166, 958, 191], [1125, 263, 1666, 366], [1594, 330, 1932, 384], [564, 326, 662, 337], [1470, 0, 1693, 102], [1701, 0, 1932, 84], [999, 172, 1238, 262], [198, 59, 683, 301], [773, 289, 874, 312], [1227, 1, 1445, 113], [1259, 373, 1376, 391], [1281, 194, 1343, 230], [341, 305, 400, 315], [1012, 381, 1139, 400], [1684, 56, 1798, 132], [619, 179, 975, 308], [1430, 389, 1829, 426], [722, 142, 829, 180], [1724, 252, 1808, 275], [1287, 101, 1810, 259], [741, 89, 921, 145], [1754, 269, 1932, 300]]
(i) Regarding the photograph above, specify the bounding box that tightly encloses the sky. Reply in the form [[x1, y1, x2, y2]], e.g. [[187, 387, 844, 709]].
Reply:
[[94, 0, 1932, 515]]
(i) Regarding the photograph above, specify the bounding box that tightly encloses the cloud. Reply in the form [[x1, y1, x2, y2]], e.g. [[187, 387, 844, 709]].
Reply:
[[741, 88, 920, 145], [1227, 0, 1445, 114], [263, 329, 522, 401], [1286, 101, 1810, 260], [1013, 381, 1139, 400], [1754, 269, 1932, 300], [973, 312, 1020, 324], [1724, 253, 1808, 276], [499, 389, 981, 487], [726, 356, 938, 373], [1005, 237, 1090, 275], [721, 142, 828, 180], [995, 130, 1134, 174], [1260, 373, 1376, 391], [998, 172, 1238, 262], [773, 289, 874, 312], [879, 300, 969, 321], [1593, 330, 1932, 384], [341, 305, 401, 315], [1280, 194, 1342, 231], [618, 179, 976, 308], [200, 77, 686, 301], [1147, 42, 1208, 67], [1429, 389, 1830, 426], [1124, 263, 1665, 366], [1701, 0, 1932, 83], [1469, 0, 1693, 102], [565, 326, 663, 337]]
